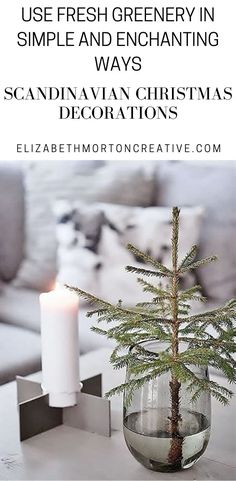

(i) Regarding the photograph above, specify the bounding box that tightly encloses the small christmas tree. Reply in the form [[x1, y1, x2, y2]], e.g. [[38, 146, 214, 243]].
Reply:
[[67, 207, 236, 467]]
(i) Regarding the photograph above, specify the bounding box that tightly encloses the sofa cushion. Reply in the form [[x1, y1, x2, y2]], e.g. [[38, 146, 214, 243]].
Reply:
[[156, 161, 236, 300], [55, 202, 204, 305], [0, 285, 41, 332], [0, 323, 41, 385], [0, 163, 24, 281], [13, 161, 155, 292]]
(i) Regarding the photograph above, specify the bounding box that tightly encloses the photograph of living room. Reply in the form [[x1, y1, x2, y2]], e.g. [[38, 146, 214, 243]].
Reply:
[[0, 160, 235, 479]]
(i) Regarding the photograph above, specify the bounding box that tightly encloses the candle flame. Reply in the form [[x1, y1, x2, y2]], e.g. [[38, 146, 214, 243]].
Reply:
[[49, 281, 64, 292]]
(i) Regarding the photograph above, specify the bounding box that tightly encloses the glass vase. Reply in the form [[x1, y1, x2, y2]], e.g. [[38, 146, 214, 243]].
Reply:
[[123, 341, 211, 472]]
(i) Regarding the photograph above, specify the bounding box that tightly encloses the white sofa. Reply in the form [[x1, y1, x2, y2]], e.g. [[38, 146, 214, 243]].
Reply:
[[0, 160, 235, 384]]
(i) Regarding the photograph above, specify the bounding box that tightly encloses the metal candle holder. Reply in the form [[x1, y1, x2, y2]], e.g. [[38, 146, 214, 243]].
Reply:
[[16, 374, 111, 441]]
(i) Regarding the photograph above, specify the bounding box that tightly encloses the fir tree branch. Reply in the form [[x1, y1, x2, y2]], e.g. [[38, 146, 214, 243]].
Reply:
[[90, 326, 108, 336], [66, 285, 112, 308], [179, 336, 236, 352], [178, 348, 236, 382], [136, 278, 171, 297], [178, 288, 207, 303], [127, 243, 172, 275], [126, 265, 170, 278], [178, 256, 218, 274], [178, 245, 198, 269], [172, 363, 233, 405], [105, 363, 173, 401]]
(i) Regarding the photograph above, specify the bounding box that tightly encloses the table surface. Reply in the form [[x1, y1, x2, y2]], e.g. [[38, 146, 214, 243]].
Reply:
[[0, 348, 235, 480]]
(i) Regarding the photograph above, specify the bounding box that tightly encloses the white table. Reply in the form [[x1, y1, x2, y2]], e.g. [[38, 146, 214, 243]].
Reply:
[[0, 348, 236, 480]]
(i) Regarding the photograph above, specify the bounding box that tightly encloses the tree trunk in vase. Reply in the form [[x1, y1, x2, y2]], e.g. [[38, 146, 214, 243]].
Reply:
[[168, 377, 183, 468]]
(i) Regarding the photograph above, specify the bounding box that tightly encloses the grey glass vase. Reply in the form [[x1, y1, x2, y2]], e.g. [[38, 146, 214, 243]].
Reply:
[[123, 341, 211, 472]]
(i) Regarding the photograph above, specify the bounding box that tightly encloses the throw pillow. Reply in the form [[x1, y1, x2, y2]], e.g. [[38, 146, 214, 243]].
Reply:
[[54, 202, 204, 306]]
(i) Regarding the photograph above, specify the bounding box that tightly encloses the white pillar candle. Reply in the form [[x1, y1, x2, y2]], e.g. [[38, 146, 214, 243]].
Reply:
[[40, 285, 80, 408]]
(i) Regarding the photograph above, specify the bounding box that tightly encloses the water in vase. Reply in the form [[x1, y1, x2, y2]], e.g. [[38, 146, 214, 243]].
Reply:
[[123, 408, 210, 472]]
